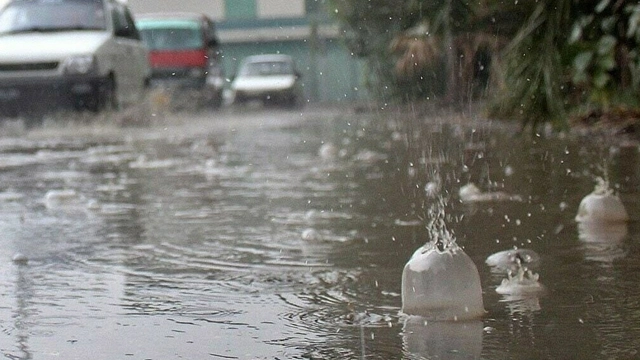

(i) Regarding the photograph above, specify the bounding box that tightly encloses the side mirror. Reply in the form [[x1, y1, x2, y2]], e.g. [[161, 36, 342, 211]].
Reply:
[[207, 38, 219, 47], [115, 27, 132, 38]]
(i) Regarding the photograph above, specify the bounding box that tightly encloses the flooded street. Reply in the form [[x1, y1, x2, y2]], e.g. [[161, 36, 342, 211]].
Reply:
[[1, 106, 640, 359]]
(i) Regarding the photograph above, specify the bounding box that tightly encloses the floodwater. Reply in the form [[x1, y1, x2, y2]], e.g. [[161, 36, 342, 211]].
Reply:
[[0, 106, 639, 359]]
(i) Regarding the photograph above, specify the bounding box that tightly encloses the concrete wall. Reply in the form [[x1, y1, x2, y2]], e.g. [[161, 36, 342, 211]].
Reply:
[[127, 0, 226, 20], [256, 0, 304, 18], [127, 0, 306, 20]]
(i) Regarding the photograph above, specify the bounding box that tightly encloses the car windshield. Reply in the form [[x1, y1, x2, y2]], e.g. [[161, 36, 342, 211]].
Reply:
[[239, 60, 294, 76], [138, 21, 203, 51], [0, 0, 107, 35]]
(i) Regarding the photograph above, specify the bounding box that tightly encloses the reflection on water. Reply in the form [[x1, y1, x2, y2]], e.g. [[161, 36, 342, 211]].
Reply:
[[402, 316, 483, 359], [499, 294, 542, 314], [1, 110, 640, 358], [578, 222, 629, 264]]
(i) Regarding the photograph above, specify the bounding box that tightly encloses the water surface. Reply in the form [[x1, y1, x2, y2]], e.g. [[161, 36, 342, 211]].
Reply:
[[0, 108, 639, 359]]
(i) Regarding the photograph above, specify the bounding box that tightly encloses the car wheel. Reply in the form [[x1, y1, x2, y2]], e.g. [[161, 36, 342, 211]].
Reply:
[[85, 76, 117, 113], [98, 77, 118, 112]]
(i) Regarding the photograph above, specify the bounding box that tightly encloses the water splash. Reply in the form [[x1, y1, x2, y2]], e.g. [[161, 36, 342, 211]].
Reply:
[[401, 199, 484, 321], [459, 182, 522, 203], [495, 264, 545, 296], [403, 317, 483, 359], [575, 177, 628, 223], [578, 222, 628, 264], [44, 189, 85, 209], [485, 248, 541, 272], [318, 142, 339, 162], [593, 177, 613, 196]]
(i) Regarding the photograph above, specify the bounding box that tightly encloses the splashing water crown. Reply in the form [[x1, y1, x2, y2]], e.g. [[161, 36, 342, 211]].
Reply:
[[593, 177, 614, 196]]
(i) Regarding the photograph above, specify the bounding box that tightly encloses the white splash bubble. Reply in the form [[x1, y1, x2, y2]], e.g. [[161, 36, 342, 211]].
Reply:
[[44, 189, 83, 209], [12, 252, 28, 264], [495, 266, 545, 296], [485, 248, 540, 272], [459, 183, 522, 203], [318, 142, 339, 161], [575, 178, 628, 223], [402, 240, 485, 321], [301, 228, 322, 241]]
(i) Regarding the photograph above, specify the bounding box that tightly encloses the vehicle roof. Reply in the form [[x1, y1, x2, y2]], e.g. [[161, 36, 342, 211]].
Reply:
[[242, 54, 294, 64], [135, 12, 210, 22], [7, 0, 109, 4], [136, 18, 202, 30]]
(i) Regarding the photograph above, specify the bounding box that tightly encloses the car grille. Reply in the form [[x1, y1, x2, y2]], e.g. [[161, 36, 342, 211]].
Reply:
[[0, 62, 59, 72]]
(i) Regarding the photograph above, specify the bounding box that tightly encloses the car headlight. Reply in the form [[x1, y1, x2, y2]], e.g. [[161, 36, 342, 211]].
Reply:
[[63, 55, 96, 75]]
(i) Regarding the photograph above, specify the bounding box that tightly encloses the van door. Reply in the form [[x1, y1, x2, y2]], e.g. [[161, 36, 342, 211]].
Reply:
[[204, 19, 224, 92], [111, 4, 148, 105]]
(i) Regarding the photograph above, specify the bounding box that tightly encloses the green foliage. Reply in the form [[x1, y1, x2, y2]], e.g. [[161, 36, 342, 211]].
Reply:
[[327, 0, 477, 102], [489, 0, 640, 129], [564, 1, 640, 116], [488, 1, 573, 131], [328, 0, 640, 127]]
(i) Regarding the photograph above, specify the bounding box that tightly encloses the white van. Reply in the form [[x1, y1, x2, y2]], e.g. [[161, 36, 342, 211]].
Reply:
[[0, 0, 150, 120]]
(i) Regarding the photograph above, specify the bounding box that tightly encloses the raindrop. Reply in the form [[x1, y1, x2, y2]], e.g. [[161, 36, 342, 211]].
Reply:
[[504, 166, 514, 177]]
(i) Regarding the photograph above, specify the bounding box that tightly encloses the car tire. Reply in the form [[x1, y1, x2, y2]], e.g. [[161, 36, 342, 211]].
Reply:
[[97, 76, 118, 112], [84, 76, 117, 113]]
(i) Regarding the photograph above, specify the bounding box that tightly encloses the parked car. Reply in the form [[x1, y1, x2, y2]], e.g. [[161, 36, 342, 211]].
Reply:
[[0, 0, 150, 120], [230, 54, 303, 108], [136, 12, 224, 109]]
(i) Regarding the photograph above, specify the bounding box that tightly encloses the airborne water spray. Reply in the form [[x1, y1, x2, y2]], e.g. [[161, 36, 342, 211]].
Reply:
[[401, 198, 485, 321]]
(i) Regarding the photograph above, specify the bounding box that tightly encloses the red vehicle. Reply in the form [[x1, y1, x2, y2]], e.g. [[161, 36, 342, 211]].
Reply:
[[136, 13, 224, 108]]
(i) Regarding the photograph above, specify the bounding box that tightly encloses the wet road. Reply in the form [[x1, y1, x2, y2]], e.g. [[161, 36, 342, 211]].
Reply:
[[1, 106, 640, 359]]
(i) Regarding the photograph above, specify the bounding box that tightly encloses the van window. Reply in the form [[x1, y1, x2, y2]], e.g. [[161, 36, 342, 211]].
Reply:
[[206, 20, 218, 47], [112, 4, 139, 40], [138, 20, 203, 51], [239, 61, 294, 76]]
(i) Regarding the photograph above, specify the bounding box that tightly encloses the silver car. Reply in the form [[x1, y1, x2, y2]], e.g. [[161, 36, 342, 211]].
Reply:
[[230, 54, 303, 108]]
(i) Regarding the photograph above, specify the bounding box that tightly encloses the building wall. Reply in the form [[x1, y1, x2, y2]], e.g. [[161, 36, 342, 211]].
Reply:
[[128, 0, 226, 20], [224, 0, 254, 19], [127, 0, 305, 21], [256, 0, 305, 18]]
